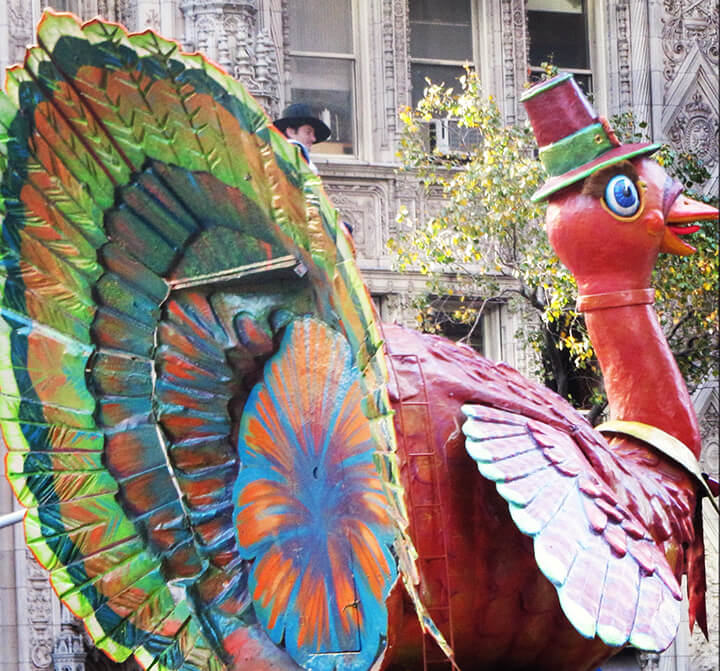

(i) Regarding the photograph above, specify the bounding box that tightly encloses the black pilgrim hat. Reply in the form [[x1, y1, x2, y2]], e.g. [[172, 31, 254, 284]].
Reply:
[[273, 102, 331, 143]]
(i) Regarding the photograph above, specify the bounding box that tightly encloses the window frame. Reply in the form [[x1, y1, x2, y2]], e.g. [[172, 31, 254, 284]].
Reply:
[[408, 0, 477, 107], [286, 0, 362, 160], [526, 0, 594, 94]]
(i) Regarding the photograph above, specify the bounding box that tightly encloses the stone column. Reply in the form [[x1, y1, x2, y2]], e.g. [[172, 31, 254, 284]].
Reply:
[[0, 459, 21, 670], [2, 0, 35, 80], [499, 0, 528, 124]]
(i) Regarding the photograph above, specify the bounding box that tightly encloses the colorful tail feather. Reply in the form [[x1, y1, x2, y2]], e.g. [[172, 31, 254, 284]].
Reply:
[[0, 11, 426, 671]]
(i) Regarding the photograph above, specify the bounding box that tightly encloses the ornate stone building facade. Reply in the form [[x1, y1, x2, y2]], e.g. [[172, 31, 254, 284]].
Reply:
[[0, 2, 717, 670]]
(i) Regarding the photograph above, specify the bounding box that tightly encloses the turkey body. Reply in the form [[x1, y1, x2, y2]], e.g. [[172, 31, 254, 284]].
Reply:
[[1, 14, 713, 671], [381, 324, 612, 671]]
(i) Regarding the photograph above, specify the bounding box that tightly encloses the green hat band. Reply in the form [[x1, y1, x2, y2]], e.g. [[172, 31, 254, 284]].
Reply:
[[539, 122, 614, 177]]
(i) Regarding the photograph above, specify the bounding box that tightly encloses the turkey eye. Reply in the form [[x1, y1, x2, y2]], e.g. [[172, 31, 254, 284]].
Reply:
[[604, 174, 641, 217]]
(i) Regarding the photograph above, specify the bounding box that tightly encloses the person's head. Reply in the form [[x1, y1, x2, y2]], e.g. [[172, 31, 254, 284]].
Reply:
[[284, 123, 316, 152], [274, 103, 331, 153]]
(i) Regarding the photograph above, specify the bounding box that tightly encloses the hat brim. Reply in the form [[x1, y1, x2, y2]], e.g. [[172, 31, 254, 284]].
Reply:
[[532, 142, 661, 202], [273, 116, 331, 144]]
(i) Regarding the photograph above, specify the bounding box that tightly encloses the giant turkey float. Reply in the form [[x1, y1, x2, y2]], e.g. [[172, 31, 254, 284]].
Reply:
[[0, 11, 717, 671]]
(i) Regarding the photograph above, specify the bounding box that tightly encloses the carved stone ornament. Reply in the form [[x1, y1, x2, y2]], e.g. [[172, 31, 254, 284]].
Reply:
[[614, 0, 633, 109], [668, 91, 719, 171], [96, 1, 112, 18], [501, 0, 528, 123], [322, 181, 390, 258], [378, 0, 410, 151], [636, 650, 661, 670], [8, 0, 34, 68], [144, 8, 160, 30], [696, 383, 719, 477], [662, 0, 719, 83], [53, 606, 85, 671], [379, 292, 414, 327], [26, 550, 54, 671], [663, 53, 719, 197], [179, 0, 280, 116], [690, 380, 719, 671]]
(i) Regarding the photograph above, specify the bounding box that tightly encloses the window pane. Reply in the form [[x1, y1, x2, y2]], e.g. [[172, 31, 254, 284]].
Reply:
[[528, 6, 588, 69], [289, 0, 353, 53], [410, 23, 473, 61], [527, 0, 582, 12], [290, 56, 355, 155], [410, 0, 472, 61], [410, 0, 472, 23], [411, 63, 466, 106], [529, 68, 592, 96], [572, 72, 592, 95]]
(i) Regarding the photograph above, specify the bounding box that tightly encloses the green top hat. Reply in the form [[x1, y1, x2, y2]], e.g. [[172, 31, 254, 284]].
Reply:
[[521, 73, 660, 201]]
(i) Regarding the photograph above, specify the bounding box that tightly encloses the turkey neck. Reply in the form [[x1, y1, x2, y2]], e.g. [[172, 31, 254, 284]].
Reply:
[[584, 301, 701, 458]]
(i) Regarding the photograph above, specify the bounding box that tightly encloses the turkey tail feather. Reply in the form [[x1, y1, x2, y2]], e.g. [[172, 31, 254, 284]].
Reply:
[[1, 10, 416, 671]]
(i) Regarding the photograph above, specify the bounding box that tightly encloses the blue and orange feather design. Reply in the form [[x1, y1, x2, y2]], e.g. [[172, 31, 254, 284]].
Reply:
[[234, 318, 397, 670]]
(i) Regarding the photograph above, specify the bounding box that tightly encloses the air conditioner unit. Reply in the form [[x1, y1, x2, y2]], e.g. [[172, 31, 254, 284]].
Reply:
[[429, 119, 451, 153], [427, 119, 482, 154]]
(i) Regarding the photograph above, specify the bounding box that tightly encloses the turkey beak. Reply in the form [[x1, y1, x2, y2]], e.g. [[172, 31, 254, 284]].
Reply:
[[660, 194, 718, 256]]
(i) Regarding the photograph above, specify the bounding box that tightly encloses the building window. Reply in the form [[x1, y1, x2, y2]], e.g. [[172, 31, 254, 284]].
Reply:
[[409, 0, 474, 106], [288, 0, 356, 156], [527, 0, 592, 93]]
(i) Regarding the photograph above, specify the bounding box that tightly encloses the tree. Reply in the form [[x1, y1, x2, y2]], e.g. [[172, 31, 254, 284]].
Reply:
[[389, 69, 718, 419]]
